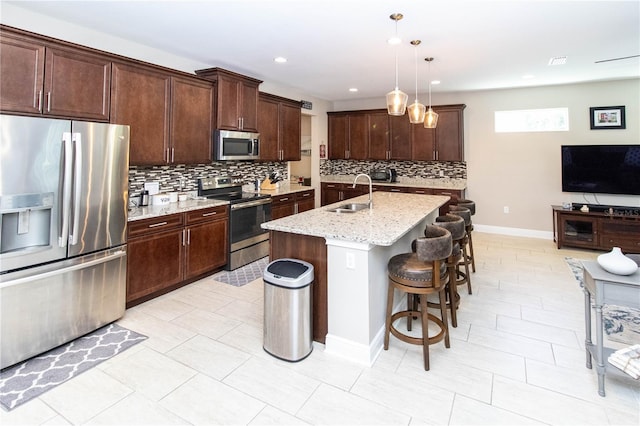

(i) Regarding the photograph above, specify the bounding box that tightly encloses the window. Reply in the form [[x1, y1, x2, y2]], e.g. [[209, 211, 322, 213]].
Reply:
[[495, 107, 569, 133]]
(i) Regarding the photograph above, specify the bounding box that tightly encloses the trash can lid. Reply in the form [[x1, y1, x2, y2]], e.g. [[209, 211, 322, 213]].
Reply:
[[267, 259, 309, 278]]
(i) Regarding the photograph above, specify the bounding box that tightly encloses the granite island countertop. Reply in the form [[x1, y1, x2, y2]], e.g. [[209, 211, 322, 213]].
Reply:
[[128, 198, 229, 222], [261, 192, 449, 246]]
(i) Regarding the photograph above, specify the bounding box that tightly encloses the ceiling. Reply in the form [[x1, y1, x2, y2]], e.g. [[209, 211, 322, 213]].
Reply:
[[3, 0, 640, 102]]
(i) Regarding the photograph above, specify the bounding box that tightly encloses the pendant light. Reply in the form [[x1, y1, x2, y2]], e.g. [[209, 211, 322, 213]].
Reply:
[[386, 13, 408, 116], [424, 57, 439, 128], [407, 40, 426, 124]]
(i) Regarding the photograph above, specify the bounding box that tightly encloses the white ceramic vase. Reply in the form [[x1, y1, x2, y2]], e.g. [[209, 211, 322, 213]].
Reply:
[[597, 247, 639, 276]]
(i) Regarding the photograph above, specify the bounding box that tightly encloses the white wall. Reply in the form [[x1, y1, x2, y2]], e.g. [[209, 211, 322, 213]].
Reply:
[[334, 79, 640, 238]]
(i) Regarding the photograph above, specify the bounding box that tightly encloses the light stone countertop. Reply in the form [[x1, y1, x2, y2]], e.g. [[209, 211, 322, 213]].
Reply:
[[261, 192, 449, 246], [128, 198, 229, 222], [246, 183, 315, 196], [321, 175, 467, 191]]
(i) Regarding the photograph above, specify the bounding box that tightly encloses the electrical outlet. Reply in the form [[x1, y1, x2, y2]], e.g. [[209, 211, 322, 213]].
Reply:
[[346, 253, 355, 269], [439, 170, 445, 177], [503, 206, 510, 214]]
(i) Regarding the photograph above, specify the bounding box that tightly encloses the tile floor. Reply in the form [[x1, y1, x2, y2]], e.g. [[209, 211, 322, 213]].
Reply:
[[2, 232, 639, 425]]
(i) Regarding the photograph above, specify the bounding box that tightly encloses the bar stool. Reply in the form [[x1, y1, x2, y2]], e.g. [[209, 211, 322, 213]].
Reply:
[[455, 199, 476, 273], [384, 225, 452, 371], [431, 213, 466, 327], [448, 205, 473, 295]]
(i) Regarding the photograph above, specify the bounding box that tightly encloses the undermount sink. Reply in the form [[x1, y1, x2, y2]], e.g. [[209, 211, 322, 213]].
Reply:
[[327, 202, 370, 213]]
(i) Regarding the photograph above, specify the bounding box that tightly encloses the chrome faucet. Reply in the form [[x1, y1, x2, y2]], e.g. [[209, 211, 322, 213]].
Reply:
[[353, 173, 373, 209]]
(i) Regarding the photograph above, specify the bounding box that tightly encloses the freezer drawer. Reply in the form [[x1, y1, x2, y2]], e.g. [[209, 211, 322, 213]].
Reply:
[[0, 246, 127, 369]]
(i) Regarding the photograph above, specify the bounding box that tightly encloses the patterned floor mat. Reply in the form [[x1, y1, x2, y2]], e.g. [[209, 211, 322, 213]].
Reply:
[[0, 323, 147, 411], [213, 256, 269, 286]]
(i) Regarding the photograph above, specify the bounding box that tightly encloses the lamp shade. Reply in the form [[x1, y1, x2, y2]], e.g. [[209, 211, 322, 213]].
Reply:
[[424, 107, 439, 128], [407, 101, 426, 124], [386, 88, 408, 116]]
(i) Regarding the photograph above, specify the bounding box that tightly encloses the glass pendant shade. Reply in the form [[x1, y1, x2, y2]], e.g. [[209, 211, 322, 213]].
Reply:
[[386, 88, 408, 116], [424, 107, 439, 128], [408, 101, 426, 123]]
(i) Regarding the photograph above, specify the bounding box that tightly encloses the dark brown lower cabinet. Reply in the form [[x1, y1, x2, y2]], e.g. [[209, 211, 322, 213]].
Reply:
[[126, 206, 229, 307], [271, 189, 315, 220]]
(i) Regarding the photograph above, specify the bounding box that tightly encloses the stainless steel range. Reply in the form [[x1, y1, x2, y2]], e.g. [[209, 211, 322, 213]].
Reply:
[[198, 177, 271, 270]]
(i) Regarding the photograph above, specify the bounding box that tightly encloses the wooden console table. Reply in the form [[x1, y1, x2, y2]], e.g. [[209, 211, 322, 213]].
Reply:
[[582, 260, 640, 396], [552, 205, 640, 252]]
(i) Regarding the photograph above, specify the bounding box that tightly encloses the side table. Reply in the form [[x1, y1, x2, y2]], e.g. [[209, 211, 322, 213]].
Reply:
[[582, 260, 640, 396]]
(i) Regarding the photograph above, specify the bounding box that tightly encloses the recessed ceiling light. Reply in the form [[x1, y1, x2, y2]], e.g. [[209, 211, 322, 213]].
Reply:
[[548, 56, 567, 66], [431, 80, 441, 85], [522, 74, 535, 79], [349, 88, 358, 92], [387, 37, 401, 45], [274, 57, 287, 63]]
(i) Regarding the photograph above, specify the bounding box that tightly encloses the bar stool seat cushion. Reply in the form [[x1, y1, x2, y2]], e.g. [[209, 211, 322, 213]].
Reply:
[[388, 253, 448, 286]]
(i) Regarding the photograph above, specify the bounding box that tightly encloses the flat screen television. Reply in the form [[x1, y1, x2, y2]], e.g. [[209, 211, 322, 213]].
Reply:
[[561, 144, 640, 195]]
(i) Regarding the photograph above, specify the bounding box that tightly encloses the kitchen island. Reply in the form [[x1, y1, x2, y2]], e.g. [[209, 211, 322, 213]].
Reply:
[[262, 191, 449, 365]]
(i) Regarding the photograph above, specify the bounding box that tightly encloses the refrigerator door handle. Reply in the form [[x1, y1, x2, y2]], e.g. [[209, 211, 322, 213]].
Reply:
[[59, 132, 73, 247], [69, 132, 82, 246]]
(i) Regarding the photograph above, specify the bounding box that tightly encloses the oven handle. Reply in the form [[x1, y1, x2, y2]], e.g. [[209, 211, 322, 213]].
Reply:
[[231, 198, 272, 210]]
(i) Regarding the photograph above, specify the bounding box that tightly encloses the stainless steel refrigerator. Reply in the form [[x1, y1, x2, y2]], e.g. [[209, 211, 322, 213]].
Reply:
[[0, 115, 130, 369]]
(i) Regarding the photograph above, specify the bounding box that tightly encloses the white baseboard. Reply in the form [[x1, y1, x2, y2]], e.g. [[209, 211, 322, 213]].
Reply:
[[474, 224, 554, 240]]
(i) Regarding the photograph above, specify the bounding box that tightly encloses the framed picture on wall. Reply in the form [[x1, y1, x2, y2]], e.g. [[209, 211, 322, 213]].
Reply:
[[589, 106, 626, 130]]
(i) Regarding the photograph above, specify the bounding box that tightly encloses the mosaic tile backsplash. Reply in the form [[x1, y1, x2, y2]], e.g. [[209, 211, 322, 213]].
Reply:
[[129, 162, 289, 198], [129, 159, 465, 200], [319, 159, 466, 180]]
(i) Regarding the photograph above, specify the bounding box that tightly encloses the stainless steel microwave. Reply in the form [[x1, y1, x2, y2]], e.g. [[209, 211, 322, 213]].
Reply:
[[214, 130, 260, 161]]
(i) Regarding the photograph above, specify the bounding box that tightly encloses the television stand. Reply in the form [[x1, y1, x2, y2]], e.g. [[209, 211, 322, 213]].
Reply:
[[570, 203, 640, 216], [552, 205, 640, 252]]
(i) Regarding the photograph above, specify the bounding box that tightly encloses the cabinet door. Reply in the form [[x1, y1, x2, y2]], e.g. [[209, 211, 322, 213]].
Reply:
[[44, 47, 111, 121], [296, 190, 315, 213], [559, 215, 599, 248], [272, 194, 296, 219], [240, 81, 259, 132], [111, 63, 170, 165], [348, 114, 368, 160], [280, 102, 301, 161], [127, 228, 184, 303], [412, 125, 436, 161], [432, 189, 462, 215], [328, 114, 348, 159], [343, 184, 368, 200], [321, 183, 342, 206], [185, 219, 228, 279], [216, 75, 242, 130], [368, 112, 390, 160], [389, 114, 412, 160], [0, 33, 44, 114], [257, 95, 280, 161], [436, 108, 464, 161], [171, 77, 213, 164]]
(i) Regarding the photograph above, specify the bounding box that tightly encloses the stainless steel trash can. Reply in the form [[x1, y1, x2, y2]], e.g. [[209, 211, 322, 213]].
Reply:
[[263, 258, 314, 362]]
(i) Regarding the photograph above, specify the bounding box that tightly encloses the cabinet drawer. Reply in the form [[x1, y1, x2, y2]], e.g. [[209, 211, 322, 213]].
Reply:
[[272, 194, 295, 205], [185, 205, 229, 225], [296, 190, 314, 201], [128, 214, 184, 238]]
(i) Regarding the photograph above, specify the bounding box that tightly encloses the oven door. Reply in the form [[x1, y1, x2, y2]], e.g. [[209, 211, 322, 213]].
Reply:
[[230, 198, 271, 244]]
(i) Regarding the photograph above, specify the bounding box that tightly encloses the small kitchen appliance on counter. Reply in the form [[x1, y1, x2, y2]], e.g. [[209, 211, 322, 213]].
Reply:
[[198, 177, 272, 270], [369, 168, 397, 183]]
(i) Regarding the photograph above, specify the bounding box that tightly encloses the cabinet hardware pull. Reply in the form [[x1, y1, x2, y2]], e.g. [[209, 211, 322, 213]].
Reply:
[[280, 197, 289, 202], [148, 221, 168, 228], [182, 229, 186, 246], [187, 229, 191, 245], [171, 147, 175, 162], [202, 211, 217, 217], [36, 90, 42, 111], [46, 92, 51, 112]]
